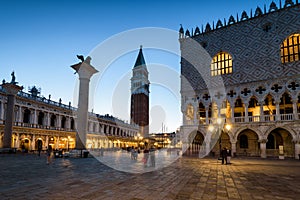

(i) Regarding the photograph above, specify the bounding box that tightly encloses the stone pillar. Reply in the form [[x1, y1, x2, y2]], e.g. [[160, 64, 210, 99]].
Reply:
[[275, 101, 280, 121], [259, 101, 264, 122], [292, 100, 298, 120], [17, 106, 22, 123], [1, 83, 23, 149], [33, 109, 37, 125], [231, 142, 237, 157], [259, 139, 267, 158], [244, 103, 249, 122], [47, 113, 50, 127], [295, 142, 300, 160], [31, 135, 35, 150], [193, 104, 198, 125], [71, 56, 98, 149], [45, 136, 49, 148], [0, 101, 4, 120], [231, 105, 235, 123], [205, 107, 209, 124]]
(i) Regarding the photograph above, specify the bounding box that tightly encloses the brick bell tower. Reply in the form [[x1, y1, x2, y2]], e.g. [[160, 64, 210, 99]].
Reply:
[[130, 45, 150, 138]]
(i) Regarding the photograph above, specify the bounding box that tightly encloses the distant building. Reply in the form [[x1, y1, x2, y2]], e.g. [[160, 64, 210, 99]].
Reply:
[[130, 46, 150, 138], [0, 83, 139, 152], [180, 1, 300, 159]]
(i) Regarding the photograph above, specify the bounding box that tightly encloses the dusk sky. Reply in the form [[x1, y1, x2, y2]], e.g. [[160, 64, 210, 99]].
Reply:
[[0, 0, 274, 132]]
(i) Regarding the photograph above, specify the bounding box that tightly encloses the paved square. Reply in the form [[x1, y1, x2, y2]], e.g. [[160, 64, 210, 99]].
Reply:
[[1, 153, 300, 200]]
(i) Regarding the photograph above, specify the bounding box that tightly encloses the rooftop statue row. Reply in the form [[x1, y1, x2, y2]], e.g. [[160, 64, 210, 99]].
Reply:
[[179, 0, 299, 38]]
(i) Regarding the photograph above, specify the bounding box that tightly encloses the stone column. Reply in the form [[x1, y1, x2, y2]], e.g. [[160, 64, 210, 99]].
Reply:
[[259, 101, 264, 122], [33, 109, 37, 125], [292, 100, 298, 120], [0, 101, 4, 120], [244, 103, 249, 122], [31, 135, 35, 150], [259, 139, 267, 158], [275, 101, 280, 121], [205, 107, 209, 124], [1, 83, 23, 149], [193, 104, 198, 125], [231, 141, 237, 157], [71, 56, 98, 150], [47, 113, 50, 127], [231, 105, 235, 123], [17, 106, 22, 123], [45, 136, 49, 149], [295, 141, 300, 160]]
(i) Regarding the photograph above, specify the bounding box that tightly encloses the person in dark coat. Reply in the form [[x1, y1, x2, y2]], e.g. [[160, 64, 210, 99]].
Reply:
[[221, 147, 228, 165]]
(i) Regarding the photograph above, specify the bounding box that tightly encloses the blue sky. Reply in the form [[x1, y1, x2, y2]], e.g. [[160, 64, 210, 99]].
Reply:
[[0, 0, 275, 132]]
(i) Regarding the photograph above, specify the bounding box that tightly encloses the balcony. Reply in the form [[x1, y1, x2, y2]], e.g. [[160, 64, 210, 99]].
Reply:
[[195, 113, 298, 125]]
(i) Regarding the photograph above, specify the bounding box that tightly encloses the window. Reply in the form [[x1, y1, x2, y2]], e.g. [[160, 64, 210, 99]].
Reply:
[[211, 52, 232, 76], [281, 33, 300, 63]]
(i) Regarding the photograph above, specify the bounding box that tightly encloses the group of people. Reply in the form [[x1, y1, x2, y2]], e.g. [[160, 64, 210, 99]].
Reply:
[[130, 146, 156, 167], [221, 147, 232, 165]]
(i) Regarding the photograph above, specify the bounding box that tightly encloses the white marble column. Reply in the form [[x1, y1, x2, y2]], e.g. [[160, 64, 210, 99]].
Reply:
[[292, 100, 298, 120], [33, 109, 37, 125], [259, 101, 264, 122], [275, 101, 280, 121], [244, 103, 249, 122], [259, 139, 267, 158], [193, 104, 198, 125], [205, 107, 209, 124], [71, 56, 98, 149]]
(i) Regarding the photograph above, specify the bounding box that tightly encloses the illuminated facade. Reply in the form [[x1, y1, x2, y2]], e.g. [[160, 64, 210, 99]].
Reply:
[[0, 85, 139, 152], [180, 1, 300, 159]]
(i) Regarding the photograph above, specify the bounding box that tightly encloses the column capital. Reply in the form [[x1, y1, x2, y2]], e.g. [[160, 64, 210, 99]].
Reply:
[[258, 138, 268, 143], [1, 83, 23, 95]]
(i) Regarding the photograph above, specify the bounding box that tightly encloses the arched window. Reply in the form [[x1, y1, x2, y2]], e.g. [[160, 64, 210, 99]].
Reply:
[[281, 33, 300, 63], [240, 134, 248, 148], [38, 112, 44, 125], [50, 114, 56, 127], [211, 52, 233, 76], [23, 109, 31, 124], [61, 116, 66, 128]]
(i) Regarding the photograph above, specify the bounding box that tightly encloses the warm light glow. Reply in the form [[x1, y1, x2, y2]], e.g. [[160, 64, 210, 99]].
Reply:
[[225, 124, 232, 131], [217, 118, 222, 125], [208, 125, 214, 132]]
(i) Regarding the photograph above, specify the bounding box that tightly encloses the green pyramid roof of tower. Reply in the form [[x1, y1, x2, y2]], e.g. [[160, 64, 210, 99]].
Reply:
[[134, 46, 146, 68]]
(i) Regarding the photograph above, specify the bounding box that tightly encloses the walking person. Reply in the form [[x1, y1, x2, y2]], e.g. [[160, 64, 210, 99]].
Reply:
[[143, 148, 149, 167], [227, 147, 232, 164], [221, 147, 228, 165], [46, 145, 53, 165]]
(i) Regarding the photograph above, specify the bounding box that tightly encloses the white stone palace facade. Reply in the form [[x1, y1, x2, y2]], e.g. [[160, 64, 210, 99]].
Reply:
[[179, 1, 300, 159], [0, 85, 139, 152]]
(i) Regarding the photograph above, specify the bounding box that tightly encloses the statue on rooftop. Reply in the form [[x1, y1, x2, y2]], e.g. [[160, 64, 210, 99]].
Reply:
[[10, 71, 17, 84]]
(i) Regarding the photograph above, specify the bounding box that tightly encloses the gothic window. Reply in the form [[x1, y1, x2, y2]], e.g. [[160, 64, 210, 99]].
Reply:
[[281, 33, 300, 63], [211, 52, 232, 76], [240, 134, 248, 148]]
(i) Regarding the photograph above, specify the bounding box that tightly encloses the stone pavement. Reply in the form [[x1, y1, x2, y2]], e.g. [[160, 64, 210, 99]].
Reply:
[[0, 153, 300, 200]]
